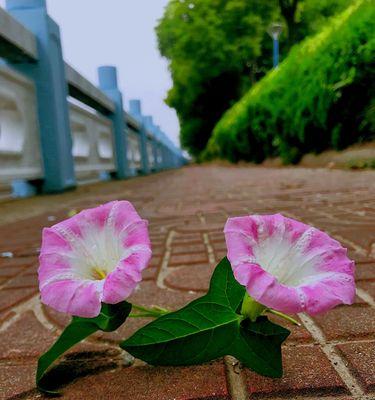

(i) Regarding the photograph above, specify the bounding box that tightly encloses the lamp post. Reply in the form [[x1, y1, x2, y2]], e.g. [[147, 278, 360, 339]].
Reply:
[[267, 22, 283, 68]]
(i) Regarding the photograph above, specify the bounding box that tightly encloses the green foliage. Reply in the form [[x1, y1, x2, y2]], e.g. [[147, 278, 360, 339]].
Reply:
[[157, 0, 277, 156], [36, 302, 132, 394], [157, 0, 351, 157], [122, 258, 289, 377], [347, 158, 375, 170], [205, 0, 375, 164]]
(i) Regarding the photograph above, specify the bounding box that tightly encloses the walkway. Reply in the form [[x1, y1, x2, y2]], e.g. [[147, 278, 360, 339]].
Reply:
[[0, 165, 374, 399]]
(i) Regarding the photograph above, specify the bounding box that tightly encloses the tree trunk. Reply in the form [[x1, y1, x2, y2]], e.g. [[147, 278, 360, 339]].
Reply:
[[278, 0, 299, 48]]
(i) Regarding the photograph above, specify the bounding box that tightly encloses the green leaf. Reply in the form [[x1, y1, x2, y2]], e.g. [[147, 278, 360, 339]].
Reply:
[[121, 258, 290, 377], [231, 317, 290, 377], [207, 257, 246, 311], [37, 301, 131, 394]]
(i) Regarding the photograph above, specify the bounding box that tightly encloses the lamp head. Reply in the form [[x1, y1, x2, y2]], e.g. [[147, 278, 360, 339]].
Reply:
[[267, 22, 283, 40]]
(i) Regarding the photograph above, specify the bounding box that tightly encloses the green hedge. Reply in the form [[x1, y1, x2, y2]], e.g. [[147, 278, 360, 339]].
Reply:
[[203, 0, 375, 164]]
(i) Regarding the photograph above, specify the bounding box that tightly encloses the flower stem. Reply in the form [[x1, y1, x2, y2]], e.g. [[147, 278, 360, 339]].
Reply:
[[129, 313, 159, 319], [241, 293, 267, 322], [130, 303, 171, 318], [266, 309, 301, 326]]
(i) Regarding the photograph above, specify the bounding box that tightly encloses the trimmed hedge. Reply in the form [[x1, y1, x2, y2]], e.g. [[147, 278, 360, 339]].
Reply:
[[203, 0, 375, 164]]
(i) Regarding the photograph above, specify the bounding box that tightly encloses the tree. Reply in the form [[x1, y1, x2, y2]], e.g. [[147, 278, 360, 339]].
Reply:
[[278, 0, 299, 47], [156, 0, 352, 157]]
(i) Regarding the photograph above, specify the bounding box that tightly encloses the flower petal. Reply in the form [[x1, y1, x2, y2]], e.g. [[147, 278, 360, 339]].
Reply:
[[225, 214, 356, 315], [102, 252, 150, 304], [40, 279, 102, 318], [38, 200, 152, 317], [234, 263, 304, 314]]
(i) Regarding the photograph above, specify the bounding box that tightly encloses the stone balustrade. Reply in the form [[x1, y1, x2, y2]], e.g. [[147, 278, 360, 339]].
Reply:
[[0, 1, 186, 197]]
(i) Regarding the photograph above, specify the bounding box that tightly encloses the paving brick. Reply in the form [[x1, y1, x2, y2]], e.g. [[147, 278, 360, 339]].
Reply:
[[173, 232, 203, 244], [0, 287, 37, 312], [0, 165, 374, 400], [169, 252, 209, 267], [4, 273, 38, 289], [61, 361, 229, 400], [0, 362, 36, 399], [313, 305, 375, 340], [149, 255, 162, 269], [355, 262, 375, 281], [0, 257, 35, 277], [208, 232, 226, 243], [42, 304, 71, 329], [165, 263, 215, 292], [0, 311, 56, 359], [357, 281, 375, 298], [244, 346, 348, 398], [171, 243, 206, 255], [0, 310, 15, 325], [336, 341, 375, 393], [0, 350, 123, 399], [142, 266, 158, 281], [151, 246, 164, 257]]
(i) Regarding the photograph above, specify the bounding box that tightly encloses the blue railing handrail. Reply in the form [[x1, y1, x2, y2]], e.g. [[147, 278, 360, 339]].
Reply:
[[0, 1, 186, 195]]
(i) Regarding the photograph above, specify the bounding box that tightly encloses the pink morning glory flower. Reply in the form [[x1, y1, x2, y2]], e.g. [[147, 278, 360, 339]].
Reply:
[[224, 214, 355, 315], [38, 201, 151, 318]]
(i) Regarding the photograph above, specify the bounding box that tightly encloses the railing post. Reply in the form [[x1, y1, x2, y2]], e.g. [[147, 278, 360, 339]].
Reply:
[[157, 127, 172, 170], [129, 100, 149, 175], [155, 127, 166, 170], [143, 116, 159, 172], [98, 66, 129, 179], [6, 0, 76, 193]]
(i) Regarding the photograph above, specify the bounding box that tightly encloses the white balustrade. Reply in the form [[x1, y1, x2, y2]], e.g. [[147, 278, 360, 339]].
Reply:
[[157, 146, 163, 165], [69, 102, 115, 181], [128, 129, 141, 173], [147, 139, 155, 168], [0, 65, 42, 182]]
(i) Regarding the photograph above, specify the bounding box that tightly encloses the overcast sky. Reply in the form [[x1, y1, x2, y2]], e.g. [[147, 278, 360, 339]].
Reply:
[[0, 0, 180, 146]]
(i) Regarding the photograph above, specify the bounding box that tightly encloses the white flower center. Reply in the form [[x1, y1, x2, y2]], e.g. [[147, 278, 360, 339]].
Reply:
[[53, 221, 130, 281], [70, 224, 127, 280], [252, 225, 323, 287]]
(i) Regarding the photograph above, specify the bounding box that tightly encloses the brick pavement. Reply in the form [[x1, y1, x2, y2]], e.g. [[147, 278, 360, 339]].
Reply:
[[0, 165, 374, 400]]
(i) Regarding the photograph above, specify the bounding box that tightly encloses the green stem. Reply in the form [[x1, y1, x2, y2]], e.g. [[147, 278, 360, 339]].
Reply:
[[266, 309, 301, 326], [130, 303, 171, 318], [241, 293, 267, 322], [129, 313, 159, 319]]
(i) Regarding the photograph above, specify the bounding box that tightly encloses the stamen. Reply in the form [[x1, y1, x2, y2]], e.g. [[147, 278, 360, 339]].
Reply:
[[91, 268, 107, 280]]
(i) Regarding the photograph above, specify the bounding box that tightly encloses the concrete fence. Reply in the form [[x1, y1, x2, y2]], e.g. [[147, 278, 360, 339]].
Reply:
[[0, 0, 186, 197]]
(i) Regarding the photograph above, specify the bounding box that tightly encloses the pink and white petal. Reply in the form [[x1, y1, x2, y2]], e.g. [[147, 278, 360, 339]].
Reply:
[[234, 263, 304, 314], [80, 201, 116, 229], [299, 273, 356, 315], [121, 220, 151, 250], [102, 260, 143, 304], [124, 248, 152, 272], [41, 279, 102, 318], [318, 251, 355, 277], [38, 252, 76, 288], [66, 280, 103, 317], [224, 216, 259, 242], [304, 228, 343, 254], [40, 227, 72, 254], [111, 201, 145, 232], [225, 231, 256, 266], [255, 214, 283, 238], [284, 217, 312, 245]]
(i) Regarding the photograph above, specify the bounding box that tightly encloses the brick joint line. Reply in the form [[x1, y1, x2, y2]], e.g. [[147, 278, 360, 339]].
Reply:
[[299, 313, 366, 399]]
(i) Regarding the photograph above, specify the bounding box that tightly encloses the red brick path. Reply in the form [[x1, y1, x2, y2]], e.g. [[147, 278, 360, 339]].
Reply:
[[0, 165, 374, 400]]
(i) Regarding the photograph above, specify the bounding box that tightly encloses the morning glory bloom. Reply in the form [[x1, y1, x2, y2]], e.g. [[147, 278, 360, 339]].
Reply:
[[224, 214, 355, 315], [38, 201, 151, 318]]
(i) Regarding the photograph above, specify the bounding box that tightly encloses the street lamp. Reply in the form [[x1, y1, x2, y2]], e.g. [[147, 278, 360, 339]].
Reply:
[[267, 22, 283, 68]]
